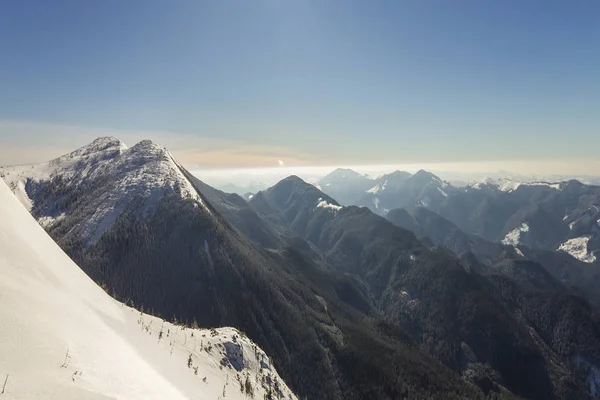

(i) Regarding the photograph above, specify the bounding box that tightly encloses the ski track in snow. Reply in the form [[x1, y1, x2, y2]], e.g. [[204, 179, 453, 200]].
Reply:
[[0, 178, 296, 400]]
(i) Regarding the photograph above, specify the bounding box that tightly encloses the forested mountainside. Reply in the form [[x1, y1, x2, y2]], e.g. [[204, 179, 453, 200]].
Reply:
[[385, 206, 600, 307], [250, 175, 600, 400]]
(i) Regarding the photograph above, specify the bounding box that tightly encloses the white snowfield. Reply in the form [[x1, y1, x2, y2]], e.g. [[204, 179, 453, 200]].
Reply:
[[501, 223, 530, 246], [558, 236, 597, 264], [0, 137, 210, 243], [0, 180, 296, 400]]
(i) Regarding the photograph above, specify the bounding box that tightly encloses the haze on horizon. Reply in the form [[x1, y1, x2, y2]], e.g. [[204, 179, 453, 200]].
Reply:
[[1, 1, 599, 176]]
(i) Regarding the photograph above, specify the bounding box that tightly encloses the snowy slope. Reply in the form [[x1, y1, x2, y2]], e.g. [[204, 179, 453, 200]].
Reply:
[[557, 236, 597, 264], [1, 137, 210, 244], [0, 179, 296, 400]]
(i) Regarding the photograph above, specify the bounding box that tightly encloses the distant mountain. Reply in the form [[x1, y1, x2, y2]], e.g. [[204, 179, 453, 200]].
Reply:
[[184, 173, 284, 248], [354, 169, 453, 214], [251, 176, 600, 399], [386, 206, 600, 307], [324, 169, 600, 266], [386, 206, 516, 266], [0, 178, 297, 400], [442, 179, 600, 264], [1, 138, 484, 400], [215, 181, 270, 196], [316, 168, 374, 205]]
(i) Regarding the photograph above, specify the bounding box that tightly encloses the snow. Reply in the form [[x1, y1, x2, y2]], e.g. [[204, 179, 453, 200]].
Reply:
[[470, 177, 562, 193], [514, 247, 525, 257], [417, 196, 431, 208], [1, 137, 211, 244], [38, 213, 67, 229], [367, 180, 387, 194], [315, 200, 342, 212], [501, 223, 530, 246], [373, 197, 380, 210], [557, 236, 596, 263], [437, 187, 448, 197], [0, 179, 296, 400]]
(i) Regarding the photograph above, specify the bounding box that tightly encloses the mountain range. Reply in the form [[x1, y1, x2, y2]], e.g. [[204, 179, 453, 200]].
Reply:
[[317, 169, 600, 267], [3, 139, 600, 399]]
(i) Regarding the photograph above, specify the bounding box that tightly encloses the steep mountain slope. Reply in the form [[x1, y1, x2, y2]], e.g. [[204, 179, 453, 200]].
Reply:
[[0, 179, 296, 400], [438, 179, 600, 264], [1, 138, 484, 400], [387, 206, 517, 266], [251, 176, 600, 399], [184, 172, 284, 248], [386, 206, 600, 307]]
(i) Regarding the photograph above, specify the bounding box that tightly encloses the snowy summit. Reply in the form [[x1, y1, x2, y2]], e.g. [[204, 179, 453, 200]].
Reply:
[[0, 137, 211, 244]]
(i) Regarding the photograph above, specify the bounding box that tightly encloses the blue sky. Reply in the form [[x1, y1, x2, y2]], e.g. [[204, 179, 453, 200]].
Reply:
[[1, 0, 599, 171]]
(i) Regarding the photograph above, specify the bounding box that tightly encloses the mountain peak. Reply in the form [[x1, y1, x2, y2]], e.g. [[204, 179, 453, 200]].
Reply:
[[131, 138, 160, 150], [52, 136, 127, 164], [2, 137, 208, 244], [381, 170, 412, 181], [410, 169, 443, 185], [278, 175, 308, 185], [89, 136, 126, 149], [128, 139, 172, 162]]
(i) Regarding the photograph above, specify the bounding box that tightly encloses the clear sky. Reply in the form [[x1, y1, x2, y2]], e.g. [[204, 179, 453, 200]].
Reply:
[[1, 0, 599, 173]]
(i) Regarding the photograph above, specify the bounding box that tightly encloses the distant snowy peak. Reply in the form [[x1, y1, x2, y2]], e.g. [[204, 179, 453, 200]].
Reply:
[[367, 180, 387, 194], [1, 137, 210, 242], [320, 167, 366, 183], [470, 177, 562, 193]]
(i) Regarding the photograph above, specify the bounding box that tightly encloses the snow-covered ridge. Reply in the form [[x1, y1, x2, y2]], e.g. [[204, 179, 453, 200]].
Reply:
[[470, 177, 562, 193], [0, 179, 296, 400], [367, 180, 387, 194], [1, 137, 210, 242]]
